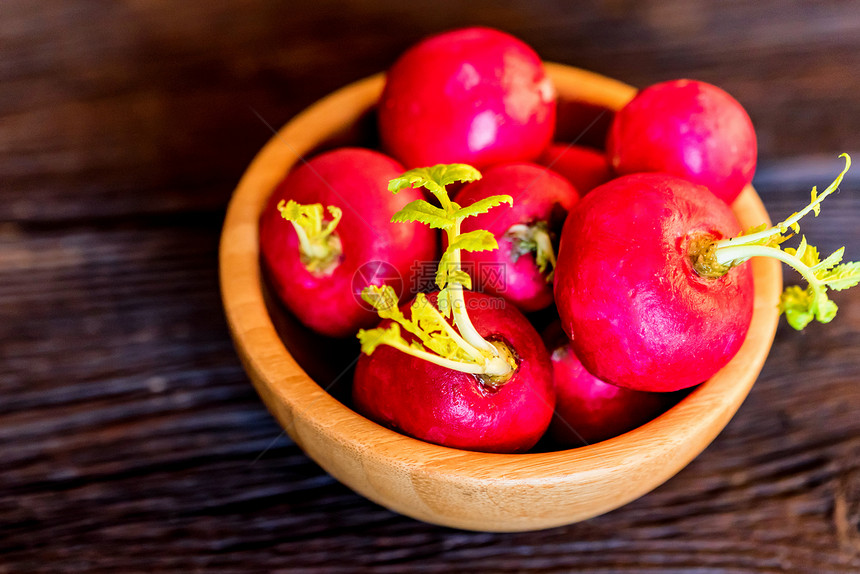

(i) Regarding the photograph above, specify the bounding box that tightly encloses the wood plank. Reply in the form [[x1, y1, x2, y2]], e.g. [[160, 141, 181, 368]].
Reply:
[[0, 175, 859, 571], [3, 0, 860, 223]]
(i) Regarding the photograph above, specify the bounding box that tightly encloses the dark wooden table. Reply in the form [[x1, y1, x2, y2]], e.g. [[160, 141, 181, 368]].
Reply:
[[3, 2, 860, 571]]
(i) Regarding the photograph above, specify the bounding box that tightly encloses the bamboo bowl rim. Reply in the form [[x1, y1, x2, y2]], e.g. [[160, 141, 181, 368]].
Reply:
[[219, 63, 783, 531]]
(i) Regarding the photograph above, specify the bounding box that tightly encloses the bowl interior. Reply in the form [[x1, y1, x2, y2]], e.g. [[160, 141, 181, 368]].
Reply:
[[219, 64, 783, 531]]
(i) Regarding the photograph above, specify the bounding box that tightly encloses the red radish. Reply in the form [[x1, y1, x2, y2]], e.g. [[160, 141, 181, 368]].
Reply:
[[538, 144, 614, 195], [354, 290, 554, 452], [554, 173, 754, 392], [542, 322, 665, 446], [454, 162, 579, 312], [354, 164, 555, 453], [555, 156, 858, 391], [378, 27, 556, 169], [259, 147, 436, 338], [606, 79, 757, 205]]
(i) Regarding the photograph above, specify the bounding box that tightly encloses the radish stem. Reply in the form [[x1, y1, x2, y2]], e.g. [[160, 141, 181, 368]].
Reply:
[[277, 200, 343, 274], [505, 222, 557, 282], [715, 244, 822, 290], [383, 338, 511, 375], [689, 154, 860, 329], [447, 219, 499, 356]]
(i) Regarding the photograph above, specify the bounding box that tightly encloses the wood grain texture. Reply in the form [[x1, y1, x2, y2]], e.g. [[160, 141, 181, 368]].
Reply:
[[4, 0, 860, 224], [2, 0, 860, 571]]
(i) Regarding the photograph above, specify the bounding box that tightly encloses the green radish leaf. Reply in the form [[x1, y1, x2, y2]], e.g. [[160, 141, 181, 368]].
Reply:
[[453, 195, 514, 220], [358, 286, 481, 364], [811, 186, 821, 216], [816, 294, 839, 323], [277, 199, 343, 237], [361, 283, 400, 314], [357, 323, 407, 356], [391, 199, 454, 229], [449, 229, 499, 253], [784, 308, 815, 330], [278, 199, 323, 228], [436, 287, 452, 319], [362, 285, 429, 343], [785, 236, 821, 268], [818, 261, 860, 291], [812, 247, 844, 273], [778, 282, 842, 330], [447, 269, 472, 290], [435, 250, 453, 290], [389, 164, 482, 196], [779, 285, 816, 330], [435, 230, 499, 290]]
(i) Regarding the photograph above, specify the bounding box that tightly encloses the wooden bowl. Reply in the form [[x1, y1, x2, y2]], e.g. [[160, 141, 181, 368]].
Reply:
[[219, 63, 783, 532]]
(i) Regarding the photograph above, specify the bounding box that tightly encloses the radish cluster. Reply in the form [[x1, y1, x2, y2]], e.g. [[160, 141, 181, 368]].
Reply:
[[258, 27, 859, 454]]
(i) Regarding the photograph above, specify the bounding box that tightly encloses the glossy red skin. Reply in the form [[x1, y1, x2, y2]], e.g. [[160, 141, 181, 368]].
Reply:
[[606, 79, 757, 205], [259, 148, 437, 338], [454, 163, 579, 312], [553, 173, 754, 392], [538, 144, 614, 195], [542, 323, 665, 446], [378, 27, 556, 169], [353, 291, 555, 453]]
